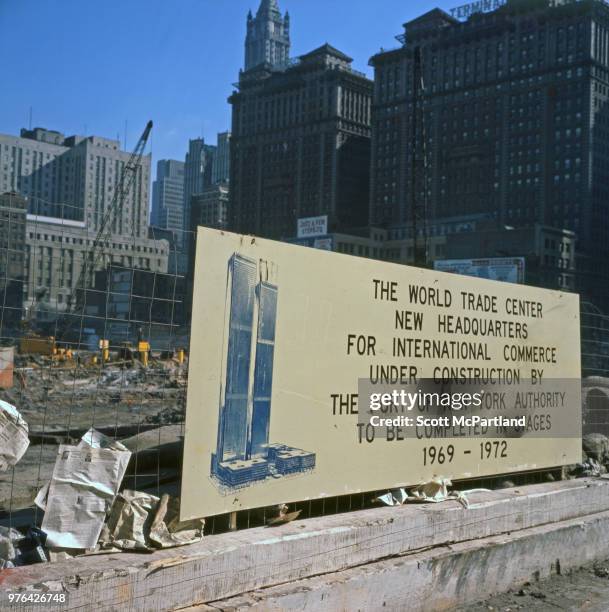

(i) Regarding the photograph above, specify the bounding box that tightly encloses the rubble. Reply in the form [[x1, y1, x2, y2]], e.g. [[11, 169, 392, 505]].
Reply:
[[0, 526, 48, 568], [99, 489, 159, 551], [0, 526, 24, 568], [266, 504, 302, 526], [583, 433, 609, 462], [1, 353, 187, 435], [100, 490, 204, 551], [375, 478, 490, 510]]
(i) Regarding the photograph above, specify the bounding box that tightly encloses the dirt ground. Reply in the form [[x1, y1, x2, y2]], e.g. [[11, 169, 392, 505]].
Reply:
[[1, 355, 186, 433], [0, 354, 187, 514], [462, 558, 609, 611]]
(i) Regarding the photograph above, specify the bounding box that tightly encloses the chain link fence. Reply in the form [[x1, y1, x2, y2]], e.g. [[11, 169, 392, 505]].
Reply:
[[0, 208, 606, 546]]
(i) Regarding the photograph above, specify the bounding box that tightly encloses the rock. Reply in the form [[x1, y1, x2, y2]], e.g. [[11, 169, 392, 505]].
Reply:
[[593, 562, 609, 578], [121, 424, 183, 472], [583, 433, 609, 461]]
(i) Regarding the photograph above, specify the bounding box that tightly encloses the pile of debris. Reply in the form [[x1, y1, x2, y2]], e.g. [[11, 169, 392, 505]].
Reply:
[[0, 398, 201, 568], [2, 353, 187, 434], [563, 432, 609, 478]]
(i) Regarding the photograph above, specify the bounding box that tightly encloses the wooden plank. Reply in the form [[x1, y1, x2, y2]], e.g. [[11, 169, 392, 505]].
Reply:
[[2, 479, 609, 611], [199, 508, 609, 611]]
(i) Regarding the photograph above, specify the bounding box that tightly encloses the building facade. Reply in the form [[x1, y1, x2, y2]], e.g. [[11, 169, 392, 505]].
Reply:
[[24, 214, 169, 317], [369, 0, 609, 309], [290, 215, 574, 291], [212, 131, 231, 185], [0, 192, 27, 329], [151, 159, 185, 232], [151, 159, 185, 274], [229, 43, 373, 240], [183, 138, 216, 209], [0, 127, 150, 237], [0, 127, 168, 318], [245, 0, 290, 72], [84, 264, 186, 337], [191, 183, 229, 230]]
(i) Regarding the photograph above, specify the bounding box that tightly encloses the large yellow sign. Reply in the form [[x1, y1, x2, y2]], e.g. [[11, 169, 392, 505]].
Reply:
[[181, 228, 581, 519]]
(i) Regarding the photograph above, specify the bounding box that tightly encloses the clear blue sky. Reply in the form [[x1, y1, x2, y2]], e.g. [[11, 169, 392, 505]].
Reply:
[[0, 0, 455, 173]]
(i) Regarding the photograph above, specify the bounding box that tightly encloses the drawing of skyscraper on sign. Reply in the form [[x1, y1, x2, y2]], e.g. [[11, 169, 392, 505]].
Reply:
[[211, 253, 315, 490]]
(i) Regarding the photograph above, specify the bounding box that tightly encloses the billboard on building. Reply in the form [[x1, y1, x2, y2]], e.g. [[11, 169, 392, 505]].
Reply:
[[181, 228, 580, 519], [297, 215, 328, 238], [289, 235, 334, 251], [434, 257, 525, 284]]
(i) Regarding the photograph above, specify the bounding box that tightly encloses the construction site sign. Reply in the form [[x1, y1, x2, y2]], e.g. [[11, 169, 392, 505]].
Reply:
[[181, 228, 581, 519]]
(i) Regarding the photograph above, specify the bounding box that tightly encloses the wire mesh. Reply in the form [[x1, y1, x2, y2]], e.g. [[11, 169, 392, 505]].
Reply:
[[0, 192, 607, 539], [0, 192, 191, 535]]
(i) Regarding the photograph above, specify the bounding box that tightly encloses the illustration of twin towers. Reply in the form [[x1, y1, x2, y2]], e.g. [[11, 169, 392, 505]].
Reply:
[[211, 253, 315, 489]]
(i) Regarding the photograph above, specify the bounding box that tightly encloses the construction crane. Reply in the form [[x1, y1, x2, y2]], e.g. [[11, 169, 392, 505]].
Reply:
[[58, 120, 153, 342]]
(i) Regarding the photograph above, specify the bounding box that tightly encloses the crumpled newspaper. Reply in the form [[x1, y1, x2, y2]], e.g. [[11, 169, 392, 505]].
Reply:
[[375, 478, 490, 510], [38, 428, 131, 550], [100, 491, 204, 551], [0, 399, 29, 471]]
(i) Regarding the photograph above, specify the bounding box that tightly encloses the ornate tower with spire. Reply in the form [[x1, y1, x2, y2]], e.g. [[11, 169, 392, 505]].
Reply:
[[244, 0, 290, 72]]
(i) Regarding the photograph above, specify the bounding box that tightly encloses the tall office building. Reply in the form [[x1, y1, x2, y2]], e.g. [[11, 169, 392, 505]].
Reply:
[[0, 127, 150, 237], [190, 183, 229, 230], [183, 138, 216, 201], [369, 0, 609, 309], [151, 159, 185, 231], [181, 138, 216, 274], [212, 132, 231, 185], [229, 44, 373, 240], [0, 127, 168, 314], [245, 0, 290, 71], [151, 159, 185, 275]]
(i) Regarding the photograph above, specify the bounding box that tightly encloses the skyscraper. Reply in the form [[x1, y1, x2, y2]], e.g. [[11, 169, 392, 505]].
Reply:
[[183, 138, 216, 201], [369, 0, 609, 310], [151, 159, 185, 232], [151, 159, 185, 275], [229, 44, 373, 240], [0, 127, 151, 237], [212, 131, 231, 185], [0, 127, 168, 314], [244, 0, 290, 72], [182, 139, 216, 273]]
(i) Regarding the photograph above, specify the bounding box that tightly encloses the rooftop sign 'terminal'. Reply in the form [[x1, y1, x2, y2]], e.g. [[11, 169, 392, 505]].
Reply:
[[449, 0, 506, 20]]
